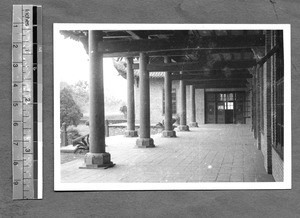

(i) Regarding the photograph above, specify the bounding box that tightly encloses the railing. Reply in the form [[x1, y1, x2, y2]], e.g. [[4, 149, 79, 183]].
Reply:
[[60, 120, 167, 146], [60, 120, 110, 147]]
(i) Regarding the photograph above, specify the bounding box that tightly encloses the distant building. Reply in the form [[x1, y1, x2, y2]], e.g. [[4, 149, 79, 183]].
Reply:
[[114, 60, 251, 125]]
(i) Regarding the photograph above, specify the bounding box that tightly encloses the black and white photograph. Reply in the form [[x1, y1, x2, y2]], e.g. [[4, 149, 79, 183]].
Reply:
[[3, 0, 300, 216], [54, 24, 291, 191]]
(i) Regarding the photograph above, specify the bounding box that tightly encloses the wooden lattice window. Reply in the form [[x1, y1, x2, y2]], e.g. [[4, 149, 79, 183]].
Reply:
[[273, 30, 284, 160], [260, 67, 264, 134], [244, 91, 251, 118]]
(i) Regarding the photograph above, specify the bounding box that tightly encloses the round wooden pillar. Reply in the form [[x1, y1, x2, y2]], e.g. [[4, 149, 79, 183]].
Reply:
[[189, 85, 198, 127], [178, 72, 189, 131], [162, 57, 176, 137], [125, 57, 138, 137], [136, 53, 154, 147], [82, 30, 113, 168]]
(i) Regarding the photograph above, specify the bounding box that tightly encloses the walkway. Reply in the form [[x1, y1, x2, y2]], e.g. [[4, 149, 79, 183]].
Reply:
[[60, 124, 275, 183]]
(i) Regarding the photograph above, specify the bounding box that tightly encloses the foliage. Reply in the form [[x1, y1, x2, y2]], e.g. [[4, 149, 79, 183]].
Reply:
[[60, 87, 83, 127], [61, 80, 127, 120], [119, 105, 127, 118], [70, 81, 89, 113], [61, 81, 89, 115], [66, 125, 81, 145], [174, 114, 180, 125], [60, 30, 88, 54]]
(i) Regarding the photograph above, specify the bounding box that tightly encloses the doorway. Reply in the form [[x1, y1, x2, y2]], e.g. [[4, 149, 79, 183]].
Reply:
[[205, 92, 246, 124]]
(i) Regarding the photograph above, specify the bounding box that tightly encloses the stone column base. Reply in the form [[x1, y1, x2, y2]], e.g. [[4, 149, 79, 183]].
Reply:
[[79, 152, 114, 169], [125, 130, 138, 137], [162, 130, 177, 138], [189, 122, 198, 127], [178, 125, 190, 131], [136, 138, 155, 148]]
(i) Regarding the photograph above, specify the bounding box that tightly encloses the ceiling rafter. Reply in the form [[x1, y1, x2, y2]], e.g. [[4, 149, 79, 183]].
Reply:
[[98, 34, 265, 54], [132, 60, 256, 72]]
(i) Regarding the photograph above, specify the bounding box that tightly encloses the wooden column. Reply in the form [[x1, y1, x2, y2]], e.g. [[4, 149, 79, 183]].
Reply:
[[252, 71, 257, 138], [256, 65, 261, 150], [125, 57, 138, 137], [265, 30, 273, 173], [136, 53, 155, 147], [189, 85, 198, 127], [81, 30, 113, 168], [252, 47, 265, 150], [178, 72, 189, 131], [162, 57, 176, 137]]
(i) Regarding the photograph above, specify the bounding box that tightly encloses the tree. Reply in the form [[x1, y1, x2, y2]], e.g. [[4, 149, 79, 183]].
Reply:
[[70, 81, 89, 114], [119, 105, 127, 119], [60, 87, 83, 127]]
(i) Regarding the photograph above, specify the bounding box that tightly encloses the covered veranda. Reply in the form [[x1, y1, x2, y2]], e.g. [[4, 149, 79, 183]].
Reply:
[[60, 28, 282, 182], [61, 125, 274, 183]]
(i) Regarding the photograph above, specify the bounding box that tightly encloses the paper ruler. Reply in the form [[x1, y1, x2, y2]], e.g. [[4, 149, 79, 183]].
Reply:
[[12, 5, 43, 200]]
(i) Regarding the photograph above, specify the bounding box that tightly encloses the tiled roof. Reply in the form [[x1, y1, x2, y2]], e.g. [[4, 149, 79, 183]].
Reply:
[[113, 59, 164, 79]]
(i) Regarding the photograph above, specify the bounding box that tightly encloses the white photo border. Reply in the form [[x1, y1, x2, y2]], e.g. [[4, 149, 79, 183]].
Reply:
[[54, 24, 291, 191]]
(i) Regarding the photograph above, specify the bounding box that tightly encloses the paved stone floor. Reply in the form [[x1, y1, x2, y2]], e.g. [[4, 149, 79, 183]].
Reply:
[[60, 124, 275, 183]]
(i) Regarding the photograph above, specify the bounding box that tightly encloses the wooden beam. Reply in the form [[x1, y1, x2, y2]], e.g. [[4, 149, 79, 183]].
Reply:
[[172, 68, 249, 75], [133, 61, 203, 72], [185, 79, 248, 85], [98, 35, 265, 54], [172, 73, 252, 81], [126, 31, 141, 39], [191, 80, 248, 88], [103, 48, 253, 58], [171, 68, 250, 75], [132, 60, 256, 72], [99, 38, 182, 54], [103, 36, 132, 39], [193, 83, 247, 89], [257, 44, 280, 66]]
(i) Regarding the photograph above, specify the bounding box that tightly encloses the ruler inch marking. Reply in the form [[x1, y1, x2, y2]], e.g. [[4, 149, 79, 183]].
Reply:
[[12, 4, 42, 200]]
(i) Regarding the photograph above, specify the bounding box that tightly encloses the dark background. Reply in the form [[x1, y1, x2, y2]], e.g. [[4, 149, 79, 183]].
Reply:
[[1, 0, 300, 217]]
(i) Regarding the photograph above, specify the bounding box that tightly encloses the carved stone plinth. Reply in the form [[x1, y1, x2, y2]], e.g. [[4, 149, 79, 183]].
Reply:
[[162, 130, 177, 138], [125, 130, 138, 137], [80, 152, 114, 169], [178, 125, 190, 131], [136, 138, 155, 148], [189, 122, 198, 127]]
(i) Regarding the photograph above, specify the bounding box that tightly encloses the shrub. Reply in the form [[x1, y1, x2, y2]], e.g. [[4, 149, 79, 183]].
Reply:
[[174, 114, 180, 125], [66, 126, 81, 145], [119, 105, 127, 119], [60, 87, 83, 127]]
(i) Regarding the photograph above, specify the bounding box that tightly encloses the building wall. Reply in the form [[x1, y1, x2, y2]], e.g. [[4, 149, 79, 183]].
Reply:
[[134, 79, 163, 124], [272, 148, 284, 182], [195, 89, 205, 124], [254, 30, 284, 180], [186, 85, 205, 125], [260, 59, 272, 174], [134, 80, 250, 125], [134, 79, 205, 124]]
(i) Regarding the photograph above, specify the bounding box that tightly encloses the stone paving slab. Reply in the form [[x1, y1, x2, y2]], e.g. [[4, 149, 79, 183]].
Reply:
[[60, 124, 275, 183]]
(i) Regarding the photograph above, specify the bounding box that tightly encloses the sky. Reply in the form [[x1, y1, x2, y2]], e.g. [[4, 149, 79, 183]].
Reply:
[[55, 33, 127, 100]]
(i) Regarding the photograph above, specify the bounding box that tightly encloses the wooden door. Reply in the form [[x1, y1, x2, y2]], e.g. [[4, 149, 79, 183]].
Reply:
[[225, 110, 234, 123], [235, 92, 245, 124], [206, 102, 216, 123], [217, 102, 225, 123], [206, 93, 216, 123]]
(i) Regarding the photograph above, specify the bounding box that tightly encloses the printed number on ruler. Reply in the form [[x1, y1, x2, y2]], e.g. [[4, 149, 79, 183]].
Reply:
[[12, 5, 42, 200]]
